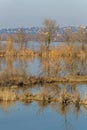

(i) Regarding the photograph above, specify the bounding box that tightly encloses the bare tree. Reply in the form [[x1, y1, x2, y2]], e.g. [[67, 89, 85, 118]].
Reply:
[[63, 28, 72, 43], [77, 26, 86, 43], [39, 19, 58, 76], [16, 28, 28, 50], [0, 35, 2, 51], [6, 37, 13, 51], [40, 18, 58, 48]]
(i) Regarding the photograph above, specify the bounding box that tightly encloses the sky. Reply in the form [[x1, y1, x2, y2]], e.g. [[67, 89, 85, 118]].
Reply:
[[0, 0, 87, 28]]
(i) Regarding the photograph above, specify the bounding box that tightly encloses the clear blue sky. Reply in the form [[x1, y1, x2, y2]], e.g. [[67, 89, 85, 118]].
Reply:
[[0, 0, 87, 28]]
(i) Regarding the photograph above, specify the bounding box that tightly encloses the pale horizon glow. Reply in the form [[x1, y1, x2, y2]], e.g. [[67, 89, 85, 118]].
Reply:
[[0, 0, 87, 28]]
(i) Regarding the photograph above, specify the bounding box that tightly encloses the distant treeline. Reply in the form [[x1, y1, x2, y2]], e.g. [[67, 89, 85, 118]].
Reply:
[[0, 19, 87, 47], [62, 26, 87, 43]]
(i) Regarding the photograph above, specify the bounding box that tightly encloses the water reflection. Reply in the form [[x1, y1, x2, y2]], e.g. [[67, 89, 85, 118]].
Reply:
[[0, 83, 86, 110], [0, 101, 16, 112], [0, 43, 87, 130], [0, 100, 87, 130], [0, 54, 87, 77]]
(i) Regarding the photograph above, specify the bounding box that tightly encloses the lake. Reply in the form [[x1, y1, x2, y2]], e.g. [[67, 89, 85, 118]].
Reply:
[[0, 96, 87, 130], [0, 41, 87, 130], [0, 82, 87, 130]]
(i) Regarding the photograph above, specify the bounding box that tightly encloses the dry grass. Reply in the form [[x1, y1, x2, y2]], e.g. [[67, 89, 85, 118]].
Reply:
[[0, 44, 87, 60], [0, 86, 87, 115], [0, 88, 16, 101], [0, 73, 87, 86]]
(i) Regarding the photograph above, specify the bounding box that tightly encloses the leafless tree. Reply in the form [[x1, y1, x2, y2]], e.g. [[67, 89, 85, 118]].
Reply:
[[16, 28, 28, 50], [40, 18, 58, 47], [6, 37, 13, 51]]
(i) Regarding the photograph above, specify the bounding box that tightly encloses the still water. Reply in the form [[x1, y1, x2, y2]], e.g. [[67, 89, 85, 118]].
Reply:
[[1, 41, 87, 76], [0, 41, 87, 130], [0, 100, 87, 130], [0, 82, 87, 130]]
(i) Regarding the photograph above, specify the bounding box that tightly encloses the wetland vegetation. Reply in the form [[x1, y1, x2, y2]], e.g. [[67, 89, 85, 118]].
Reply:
[[0, 19, 87, 130]]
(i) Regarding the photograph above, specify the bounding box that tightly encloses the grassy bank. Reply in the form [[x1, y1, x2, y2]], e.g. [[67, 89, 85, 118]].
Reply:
[[0, 75, 87, 86]]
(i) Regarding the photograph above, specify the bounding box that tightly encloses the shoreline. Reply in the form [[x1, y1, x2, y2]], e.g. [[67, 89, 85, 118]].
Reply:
[[0, 86, 86, 106], [0, 75, 87, 86]]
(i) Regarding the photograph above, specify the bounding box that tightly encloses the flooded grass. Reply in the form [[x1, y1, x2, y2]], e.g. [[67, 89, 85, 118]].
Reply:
[[0, 84, 86, 108], [0, 74, 87, 87], [0, 42, 87, 124]]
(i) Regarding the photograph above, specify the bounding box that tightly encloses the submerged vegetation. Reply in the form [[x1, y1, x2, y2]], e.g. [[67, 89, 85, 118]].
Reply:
[[0, 83, 87, 114], [0, 19, 87, 111]]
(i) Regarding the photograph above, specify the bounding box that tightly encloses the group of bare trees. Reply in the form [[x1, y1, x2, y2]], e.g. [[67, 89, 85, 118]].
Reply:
[[6, 19, 58, 51], [0, 28, 28, 51], [0, 18, 87, 52], [63, 26, 87, 43]]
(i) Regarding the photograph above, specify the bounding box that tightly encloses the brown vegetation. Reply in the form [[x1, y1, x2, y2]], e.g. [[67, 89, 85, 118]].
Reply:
[[0, 85, 85, 108], [0, 73, 87, 87], [0, 20, 87, 114]]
